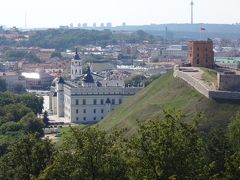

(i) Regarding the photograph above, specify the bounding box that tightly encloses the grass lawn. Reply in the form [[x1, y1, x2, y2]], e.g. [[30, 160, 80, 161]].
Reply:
[[201, 68, 218, 88], [99, 71, 240, 135]]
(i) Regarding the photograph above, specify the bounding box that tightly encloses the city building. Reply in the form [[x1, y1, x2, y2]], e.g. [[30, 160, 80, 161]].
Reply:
[[22, 70, 53, 90], [100, 23, 104, 28], [188, 40, 214, 68], [82, 23, 88, 28], [49, 50, 142, 124], [106, 22, 112, 28], [161, 45, 188, 60], [215, 57, 240, 69], [0, 72, 26, 91]]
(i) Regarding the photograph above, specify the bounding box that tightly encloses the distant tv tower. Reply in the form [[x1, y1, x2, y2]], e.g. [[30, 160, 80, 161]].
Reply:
[[190, 0, 194, 24]]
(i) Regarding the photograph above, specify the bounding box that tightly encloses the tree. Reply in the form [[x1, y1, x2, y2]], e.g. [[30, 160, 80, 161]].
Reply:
[[0, 79, 7, 92], [224, 151, 240, 179], [4, 50, 40, 63], [19, 94, 43, 114], [125, 75, 146, 87], [204, 127, 231, 178], [0, 103, 32, 124], [13, 84, 25, 93], [0, 134, 54, 180], [43, 111, 49, 127], [39, 127, 128, 180], [228, 112, 240, 150], [20, 112, 44, 137], [50, 51, 62, 59], [126, 110, 208, 179]]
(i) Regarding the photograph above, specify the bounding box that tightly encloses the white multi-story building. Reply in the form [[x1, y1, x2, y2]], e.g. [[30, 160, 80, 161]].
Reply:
[[49, 50, 142, 124]]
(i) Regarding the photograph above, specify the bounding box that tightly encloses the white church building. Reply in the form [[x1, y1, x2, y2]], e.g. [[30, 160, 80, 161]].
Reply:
[[49, 49, 142, 124]]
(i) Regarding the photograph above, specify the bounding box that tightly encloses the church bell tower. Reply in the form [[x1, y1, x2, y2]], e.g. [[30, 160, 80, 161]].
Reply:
[[71, 48, 82, 80]]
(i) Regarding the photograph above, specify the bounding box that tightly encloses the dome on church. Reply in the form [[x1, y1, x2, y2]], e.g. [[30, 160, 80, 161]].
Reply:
[[83, 66, 94, 83], [58, 77, 65, 84], [51, 77, 64, 86]]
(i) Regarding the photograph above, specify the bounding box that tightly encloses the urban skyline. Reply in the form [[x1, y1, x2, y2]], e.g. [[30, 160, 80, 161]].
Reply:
[[0, 0, 240, 28]]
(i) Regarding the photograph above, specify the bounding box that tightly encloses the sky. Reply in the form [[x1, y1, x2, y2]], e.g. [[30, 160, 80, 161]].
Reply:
[[0, 0, 240, 28]]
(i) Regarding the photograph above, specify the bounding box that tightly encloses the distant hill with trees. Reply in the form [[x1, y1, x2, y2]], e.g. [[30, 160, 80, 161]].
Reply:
[[22, 29, 159, 49], [113, 23, 240, 39]]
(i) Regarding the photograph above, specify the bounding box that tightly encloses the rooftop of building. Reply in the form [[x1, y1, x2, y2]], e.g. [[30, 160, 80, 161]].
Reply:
[[188, 39, 213, 44], [0, 71, 17, 77], [21, 70, 53, 80]]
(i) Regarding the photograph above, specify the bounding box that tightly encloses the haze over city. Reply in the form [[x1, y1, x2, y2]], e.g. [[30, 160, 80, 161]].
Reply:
[[0, 0, 240, 28]]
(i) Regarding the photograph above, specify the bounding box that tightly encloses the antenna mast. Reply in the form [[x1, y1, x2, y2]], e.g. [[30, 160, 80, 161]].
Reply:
[[190, 0, 194, 24]]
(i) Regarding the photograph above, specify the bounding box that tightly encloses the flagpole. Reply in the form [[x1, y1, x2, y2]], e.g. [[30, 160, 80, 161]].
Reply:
[[200, 24, 206, 40]]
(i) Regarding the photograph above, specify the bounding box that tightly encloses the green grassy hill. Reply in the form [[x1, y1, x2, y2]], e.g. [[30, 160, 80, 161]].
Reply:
[[99, 71, 240, 135]]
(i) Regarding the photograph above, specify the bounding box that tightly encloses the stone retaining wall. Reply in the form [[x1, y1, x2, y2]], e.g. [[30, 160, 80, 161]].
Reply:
[[174, 68, 240, 100], [174, 69, 210, 98]]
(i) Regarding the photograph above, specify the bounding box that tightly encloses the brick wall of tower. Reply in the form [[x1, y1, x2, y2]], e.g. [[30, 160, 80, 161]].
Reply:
[[188, 40, 214, 68]]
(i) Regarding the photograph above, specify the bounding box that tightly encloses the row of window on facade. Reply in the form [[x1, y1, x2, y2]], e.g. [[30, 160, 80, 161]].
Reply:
[[72, 62, 81, 66], [190, 47, 209, 51], [76, 116, 104, 121], [196, 59, 209, 64], [72, 69, 81, 74], [76, 109, 104, 114], [75, 98, 122, 105], [189, 53, 209, 58]]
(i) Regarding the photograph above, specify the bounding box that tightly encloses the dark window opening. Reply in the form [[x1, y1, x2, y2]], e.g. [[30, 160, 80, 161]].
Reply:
[[197, 59, 200, 64]]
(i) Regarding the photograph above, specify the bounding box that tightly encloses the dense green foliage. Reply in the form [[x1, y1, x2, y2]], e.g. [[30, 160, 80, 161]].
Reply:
[[0, 110, 239, 179], [40, 127, 127, 179], [50, 51, 62, 59], [0, 92, 44, 156], [125, 74, 162, 87], [0, 134, 54, 180], [0, 29, 160, 50], [4, 50, 41, 63], [125, 75, 146, 87], [23, 29, 158, 49], [126, 110, 208, 179]]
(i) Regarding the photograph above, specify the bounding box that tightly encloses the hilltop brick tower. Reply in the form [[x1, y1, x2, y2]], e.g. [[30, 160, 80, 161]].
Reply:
[[188, 40, 214, 68]]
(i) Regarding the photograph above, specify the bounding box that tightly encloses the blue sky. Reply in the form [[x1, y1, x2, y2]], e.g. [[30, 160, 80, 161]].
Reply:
[[0, 0, 239, 28]]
